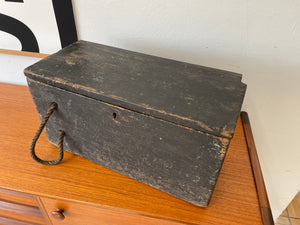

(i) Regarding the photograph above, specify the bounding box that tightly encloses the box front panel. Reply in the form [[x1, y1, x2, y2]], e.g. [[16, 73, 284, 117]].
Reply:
[[28, 78, 230, 207]]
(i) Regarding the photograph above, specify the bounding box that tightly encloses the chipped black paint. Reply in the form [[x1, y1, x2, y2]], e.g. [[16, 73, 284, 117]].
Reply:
[[24, 40, 246, 207], [25, 40, 246, 138]]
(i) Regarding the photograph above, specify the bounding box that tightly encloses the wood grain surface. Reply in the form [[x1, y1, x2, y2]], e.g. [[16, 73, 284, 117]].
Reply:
[[27, 78, 232, 207], [0, 49, 48, 58], [0, 200, 45, 224], [38, 196, 183, 225], [0, 82, 263, 224], [241, 112, 274, 225], [24, 40, 246, 138], [0, 189, 38, 207], [0, 216, 41, 225]]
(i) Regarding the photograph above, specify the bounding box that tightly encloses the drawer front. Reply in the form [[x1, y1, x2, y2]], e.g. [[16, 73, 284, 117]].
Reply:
[[0, 188, 38, 207], [0, 188, 45, 224], [0, 216, 40, 225], [38, 197, 181, 225], [28, 79, 230, 207]]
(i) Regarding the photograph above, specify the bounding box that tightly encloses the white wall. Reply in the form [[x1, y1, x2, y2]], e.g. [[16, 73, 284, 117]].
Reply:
[[0, 54, 39, 85], [1, 0, 299, 220]]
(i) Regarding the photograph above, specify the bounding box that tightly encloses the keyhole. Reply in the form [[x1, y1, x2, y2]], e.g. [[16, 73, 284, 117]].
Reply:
[[113, 112, 117, 119]]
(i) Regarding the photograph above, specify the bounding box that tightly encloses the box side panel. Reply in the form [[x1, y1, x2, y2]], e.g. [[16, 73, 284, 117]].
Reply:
[[27, 78, 230, 207]]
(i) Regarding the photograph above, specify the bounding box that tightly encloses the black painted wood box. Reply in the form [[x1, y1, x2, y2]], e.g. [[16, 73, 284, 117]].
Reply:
[[24, 40, 246, 207]]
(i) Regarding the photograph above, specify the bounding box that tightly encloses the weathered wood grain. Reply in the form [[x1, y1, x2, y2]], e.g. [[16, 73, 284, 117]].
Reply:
[[24, 40, 246, 207], [24, 40, 246, 138], [28, 78, 230, 207]]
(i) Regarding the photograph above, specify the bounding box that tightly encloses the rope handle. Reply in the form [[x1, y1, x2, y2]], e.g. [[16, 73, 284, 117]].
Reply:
[[30, 102, 65, 165]]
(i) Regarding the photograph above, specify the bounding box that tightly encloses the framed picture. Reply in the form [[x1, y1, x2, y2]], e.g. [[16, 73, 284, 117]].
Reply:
[[0, 0, 77, 54]]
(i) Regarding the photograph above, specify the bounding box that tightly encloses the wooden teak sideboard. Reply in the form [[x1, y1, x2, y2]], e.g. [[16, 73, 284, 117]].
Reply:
[[0, 83, 273, 225]]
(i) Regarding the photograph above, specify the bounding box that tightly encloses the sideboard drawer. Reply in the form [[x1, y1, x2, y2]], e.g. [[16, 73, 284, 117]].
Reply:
[[0, 216, 40, 225], [0, 188, 45, 224], [0, 188, 38, 207], [38, 197, 182, 225]]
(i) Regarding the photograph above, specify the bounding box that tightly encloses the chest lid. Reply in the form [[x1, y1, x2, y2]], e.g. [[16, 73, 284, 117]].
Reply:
[[24, 40, 246, 138]]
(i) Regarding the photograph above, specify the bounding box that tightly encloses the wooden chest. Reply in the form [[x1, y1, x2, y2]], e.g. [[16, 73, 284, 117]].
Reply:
[[24, 40, 246, 207]]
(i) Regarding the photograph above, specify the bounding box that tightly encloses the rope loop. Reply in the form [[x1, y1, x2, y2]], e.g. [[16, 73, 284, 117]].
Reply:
[[30, 102, 65, 165]]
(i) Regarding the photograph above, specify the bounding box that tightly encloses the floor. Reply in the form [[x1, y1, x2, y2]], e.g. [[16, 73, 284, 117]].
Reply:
[[276, 192, 300, 225]]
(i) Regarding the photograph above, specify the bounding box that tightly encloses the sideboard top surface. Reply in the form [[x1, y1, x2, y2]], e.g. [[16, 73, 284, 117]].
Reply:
[[0, 83, 261, 225]]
